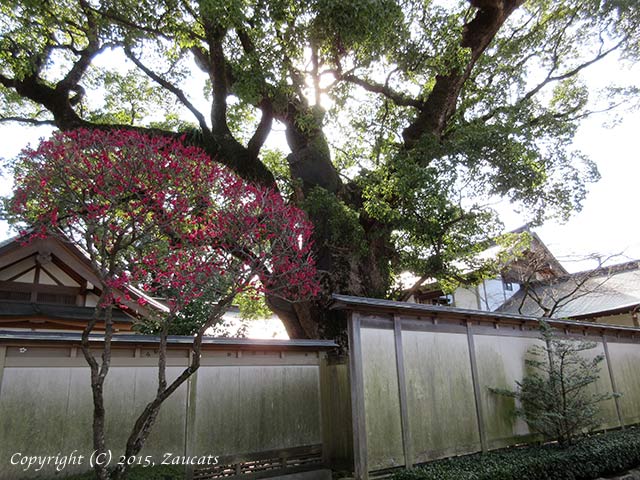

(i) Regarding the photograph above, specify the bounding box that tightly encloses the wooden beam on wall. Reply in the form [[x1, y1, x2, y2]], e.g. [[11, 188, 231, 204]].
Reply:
[[0, 346, 6, 400], [393, 315, 413, 468], [602, 335, 625, 429], [348, 312, 369, 480], [466, 320, 488, 452]]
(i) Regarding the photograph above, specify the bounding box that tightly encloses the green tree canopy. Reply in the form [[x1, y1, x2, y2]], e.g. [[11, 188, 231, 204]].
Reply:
[[1, 0, 638, 338]]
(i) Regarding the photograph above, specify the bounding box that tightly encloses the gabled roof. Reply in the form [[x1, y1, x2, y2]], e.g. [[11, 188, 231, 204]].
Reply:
[[500, 225, 568, 281], [496, 260, 640, 319], [0, 233, 166, 328]]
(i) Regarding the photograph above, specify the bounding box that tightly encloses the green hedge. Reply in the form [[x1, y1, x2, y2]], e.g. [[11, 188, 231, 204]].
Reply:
[[392, 427, 640, 480]]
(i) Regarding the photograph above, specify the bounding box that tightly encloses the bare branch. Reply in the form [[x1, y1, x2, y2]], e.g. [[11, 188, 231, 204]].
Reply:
[[514, 250, 627, 318], [522, 39, 625, 105], [0, 116, 55, 126], [479, 37, 627, 125]]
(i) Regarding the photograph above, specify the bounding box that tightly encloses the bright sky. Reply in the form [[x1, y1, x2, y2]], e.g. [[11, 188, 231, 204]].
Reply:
[[0, 50, 638, 275], [498, 56, 640, 271], [513, 108, 640, 270]]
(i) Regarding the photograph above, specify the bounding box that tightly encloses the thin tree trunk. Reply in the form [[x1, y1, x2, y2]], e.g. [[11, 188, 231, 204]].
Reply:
[[80, 291, 113, 480], [111, 296, 234, 479]]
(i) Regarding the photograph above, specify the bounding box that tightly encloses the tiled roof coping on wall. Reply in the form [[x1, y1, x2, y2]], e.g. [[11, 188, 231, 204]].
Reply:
[[331, 294, 640, 334], [0, 329, 338, 350]]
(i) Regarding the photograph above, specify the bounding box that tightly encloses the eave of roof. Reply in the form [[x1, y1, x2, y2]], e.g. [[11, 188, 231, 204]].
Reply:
[[0, 233, 168, 315], [0, 301, 133, 322], [569, 303, 640, 321]]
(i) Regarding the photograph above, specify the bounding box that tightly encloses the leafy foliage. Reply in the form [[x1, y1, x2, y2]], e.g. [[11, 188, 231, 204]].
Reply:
[[302, 186, 366, 256], [392, 427, 640, 480], [1, 0, 639, 335], [492, 321, 615, 445]]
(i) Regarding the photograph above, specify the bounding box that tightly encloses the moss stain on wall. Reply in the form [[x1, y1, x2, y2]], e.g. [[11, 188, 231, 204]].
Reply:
[[401, 331, 480, 463], [361, 327, 404, 470]]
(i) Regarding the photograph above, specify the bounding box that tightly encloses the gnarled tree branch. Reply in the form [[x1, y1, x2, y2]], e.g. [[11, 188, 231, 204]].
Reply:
[[403, 0, 525, 148]]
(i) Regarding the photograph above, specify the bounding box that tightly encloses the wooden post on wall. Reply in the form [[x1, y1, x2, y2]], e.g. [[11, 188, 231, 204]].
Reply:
[[349, 312, 369, 480], [184, 350, 199, 480], [393, 315, 413, 468], [602, 335, 625, 429], [0, 345, 6, 400], [466, 320, 488, 452]]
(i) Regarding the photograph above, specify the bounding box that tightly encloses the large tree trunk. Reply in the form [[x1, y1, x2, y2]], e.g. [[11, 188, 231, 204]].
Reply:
[[265, 104, 395, 343], [265, 1, 525, 341]]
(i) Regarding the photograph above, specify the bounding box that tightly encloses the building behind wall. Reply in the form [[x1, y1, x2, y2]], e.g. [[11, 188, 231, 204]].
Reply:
[[409, 226, 567, 311], [497, 260, 640, 327], [408, 226, 640, 328], [0, 234, 164, 332]]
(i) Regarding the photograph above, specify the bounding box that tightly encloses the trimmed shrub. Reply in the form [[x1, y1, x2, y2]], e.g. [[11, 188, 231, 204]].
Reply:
[[392, 427, 640, 480], [492, 320, 614, 446]]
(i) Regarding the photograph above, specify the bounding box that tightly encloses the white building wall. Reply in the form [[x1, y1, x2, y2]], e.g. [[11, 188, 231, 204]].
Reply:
[[456, 276, 520, 312], [454, 286, 479, 310]]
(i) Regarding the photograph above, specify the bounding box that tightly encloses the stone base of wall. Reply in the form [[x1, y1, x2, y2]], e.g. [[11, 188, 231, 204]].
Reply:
[[272, 468, 332, 480]]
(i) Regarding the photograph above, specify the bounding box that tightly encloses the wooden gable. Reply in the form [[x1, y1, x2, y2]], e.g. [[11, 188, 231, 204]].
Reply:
[[0, 235, 164, 332]]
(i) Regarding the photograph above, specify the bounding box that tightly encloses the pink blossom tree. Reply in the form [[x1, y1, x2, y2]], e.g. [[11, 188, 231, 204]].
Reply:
[[4, 129, 319, 480]]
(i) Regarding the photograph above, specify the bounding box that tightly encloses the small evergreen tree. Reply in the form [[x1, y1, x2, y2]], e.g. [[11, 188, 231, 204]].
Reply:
[[494, 321, 616, 446]]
